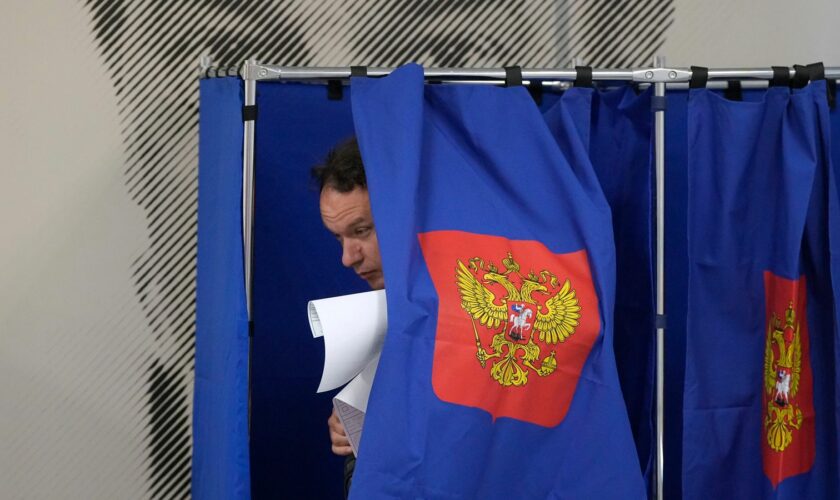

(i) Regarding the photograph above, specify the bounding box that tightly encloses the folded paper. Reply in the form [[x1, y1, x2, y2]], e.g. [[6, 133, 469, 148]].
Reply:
[[308, 289, 387, 392]]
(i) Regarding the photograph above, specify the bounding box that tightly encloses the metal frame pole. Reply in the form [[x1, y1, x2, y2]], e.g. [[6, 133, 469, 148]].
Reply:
[[653, 56, 667, 500], [242, 59, 257, 429], [252, 65, 638, 82], [239, 63, 840, 85]]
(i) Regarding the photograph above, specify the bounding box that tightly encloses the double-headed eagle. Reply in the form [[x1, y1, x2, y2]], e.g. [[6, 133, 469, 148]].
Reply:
[[764, 302, 803, 452], [454, 252, 581, 387]]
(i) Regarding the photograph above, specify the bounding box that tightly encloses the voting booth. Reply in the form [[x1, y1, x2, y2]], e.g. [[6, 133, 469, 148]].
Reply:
[[193, 64, 840, 500]]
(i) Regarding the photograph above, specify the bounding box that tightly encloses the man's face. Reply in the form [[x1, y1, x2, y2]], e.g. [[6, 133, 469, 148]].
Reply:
[[320, 186, 384, 290]]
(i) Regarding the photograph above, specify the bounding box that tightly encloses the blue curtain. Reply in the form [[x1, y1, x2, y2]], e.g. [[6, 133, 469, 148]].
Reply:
[[349, 64, 646, 499], [589, 86, 656, 484], [546, 84, 657, 488], [683, 81, 840, 499], [250, 81, 367, 499], [663, 88, 690, 500], [829, 95, 840, 457], [193, 77, 251, 500]]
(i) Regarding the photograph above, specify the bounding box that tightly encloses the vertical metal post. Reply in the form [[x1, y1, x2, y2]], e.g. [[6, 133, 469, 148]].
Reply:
[[242, 60, 256, 322], [242, 59, 257, 428], [653, 55, 667, 500]]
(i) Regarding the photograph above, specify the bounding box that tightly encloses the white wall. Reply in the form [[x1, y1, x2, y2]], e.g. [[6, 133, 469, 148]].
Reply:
[[664, 0, 840, 66], [0, 2, 154, 498]]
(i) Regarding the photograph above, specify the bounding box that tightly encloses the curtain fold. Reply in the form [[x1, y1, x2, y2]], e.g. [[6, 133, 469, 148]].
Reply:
[[683, 81, 840, 499], [250, 81, 363, 500], [588, 85, 656, 484], [193, 77, 251, 500], [350, 64, 645, 499]]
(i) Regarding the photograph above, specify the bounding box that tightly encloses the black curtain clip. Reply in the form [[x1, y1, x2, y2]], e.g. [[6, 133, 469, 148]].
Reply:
[[770, 66, 790, 87], [791, 64, 810, 89], [806, 62, 825, 81], [806, 61, 835, 108], [724, 80, 743, 101], [242, 104, 258, 122], [689, 66, 709, 89], [504, 66, 523, 87], [573, 66, 593, 88]]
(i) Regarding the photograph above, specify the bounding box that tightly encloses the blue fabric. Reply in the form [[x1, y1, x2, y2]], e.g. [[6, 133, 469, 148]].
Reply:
[[589, 86, 656, 484], [193, 77, 251, 500], [661, 88, 752, 499], [683, 82, 840, 499], [663, 89, 690, 499], [250, 82, 367, 500], [808, 81, 840, 500], [544, 84, 656, 487], [827, 90, 840, 496], [664, 89, 775, 499], [350, 64, 645, 499]]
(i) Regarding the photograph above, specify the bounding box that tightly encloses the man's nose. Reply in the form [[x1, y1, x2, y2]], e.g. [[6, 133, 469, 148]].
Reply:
[[341, 241, 361, 268]]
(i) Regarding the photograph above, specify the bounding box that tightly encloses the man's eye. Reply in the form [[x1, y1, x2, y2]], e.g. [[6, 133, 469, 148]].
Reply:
[[354, 227, 371, 237]]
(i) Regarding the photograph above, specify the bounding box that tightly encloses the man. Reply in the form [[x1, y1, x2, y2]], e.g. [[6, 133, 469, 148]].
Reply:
[[311, 137, 383, 498]]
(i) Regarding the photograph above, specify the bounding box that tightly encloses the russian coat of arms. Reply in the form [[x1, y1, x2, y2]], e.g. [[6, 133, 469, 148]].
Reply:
[[455, 252, 581, 387], [760, 272, 815, 488], [764, 301, 803, 452]]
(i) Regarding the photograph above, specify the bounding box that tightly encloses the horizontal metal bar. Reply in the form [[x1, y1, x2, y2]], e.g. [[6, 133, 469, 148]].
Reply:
[[242, 62, 840, 83], [706, 68, 780, 80], [199, 66, 240, 79], [689, 67, 840, 81], [660, 80, 783, 90], [246, 63, 639, 82]]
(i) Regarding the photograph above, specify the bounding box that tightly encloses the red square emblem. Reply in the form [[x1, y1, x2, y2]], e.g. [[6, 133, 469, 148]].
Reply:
[[418, 230, 600, 427], [762, 272, 815, 488]]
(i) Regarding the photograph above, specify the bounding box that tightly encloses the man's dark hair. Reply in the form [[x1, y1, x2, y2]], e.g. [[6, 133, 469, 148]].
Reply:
[[311, 137, 367, 193]]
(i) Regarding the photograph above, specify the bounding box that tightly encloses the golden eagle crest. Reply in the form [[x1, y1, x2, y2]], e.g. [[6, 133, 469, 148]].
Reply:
[[455, 252, 581, 387], [764, 301, 803, 452]]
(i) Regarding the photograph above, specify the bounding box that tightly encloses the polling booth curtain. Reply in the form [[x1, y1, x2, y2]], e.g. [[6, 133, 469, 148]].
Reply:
[[831, 91, 840, 468], [249, 81, 367, 500], [682, 80, 840, 499], [588, 86, 656, 483], [544, 83, 657, 487], [193, 77, 251, 500], [349, 64, 647, 499], [663, 88, 691, 500]]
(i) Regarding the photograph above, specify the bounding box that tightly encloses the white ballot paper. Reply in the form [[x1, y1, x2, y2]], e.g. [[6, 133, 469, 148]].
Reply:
[[333, 354, 380, 456], [307, 289, 387, 392], [308, 290, 388, 457]]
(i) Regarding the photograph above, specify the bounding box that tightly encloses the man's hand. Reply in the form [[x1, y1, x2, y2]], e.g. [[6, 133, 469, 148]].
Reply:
[[328, 408, 353, 456]]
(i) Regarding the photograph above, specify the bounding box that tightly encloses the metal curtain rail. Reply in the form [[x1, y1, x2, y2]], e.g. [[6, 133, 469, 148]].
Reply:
[[239, 61, 840, 83]]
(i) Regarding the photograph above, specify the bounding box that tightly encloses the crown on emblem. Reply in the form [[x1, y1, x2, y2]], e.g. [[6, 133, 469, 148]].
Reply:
[[502, 252, 519, 274], [785, 301, 796, 328]]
